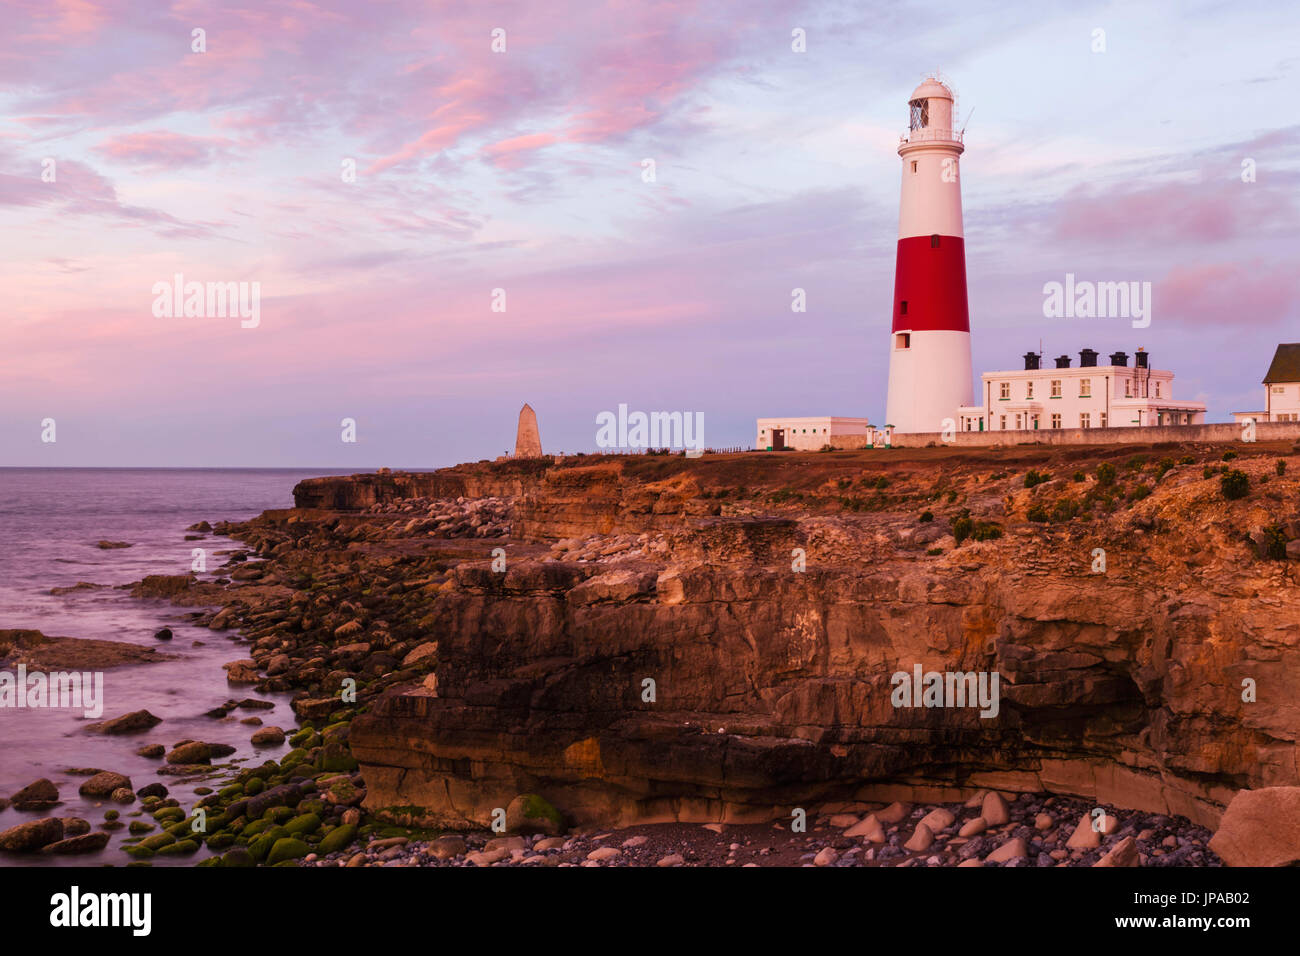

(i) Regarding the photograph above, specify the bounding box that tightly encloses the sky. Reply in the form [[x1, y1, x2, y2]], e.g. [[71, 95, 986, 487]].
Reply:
[[2, 0, 1298, 467]]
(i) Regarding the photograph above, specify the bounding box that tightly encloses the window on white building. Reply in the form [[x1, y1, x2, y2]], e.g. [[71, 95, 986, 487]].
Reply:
[[896, 332, 910, 349], [1155, 381, 1162, 398], [1000, 415, 1006, 429], [1051, 413, 1061, 429], [1080, 413, 1091, 428], [1051, 380, 1061, 398], [1100, 412, 1108, 428], [1080, 378, 1091, 398], [1026, 381, 1034, 399], [1125, 379, 1132, 397], [1000, 382, 1010, 400]]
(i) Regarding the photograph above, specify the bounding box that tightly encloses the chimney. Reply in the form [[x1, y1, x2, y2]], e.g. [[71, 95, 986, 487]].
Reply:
[[1079, 348, 1098, 368], [1055, 355, 1071, 369], [1135, 348, 1149, 369], [1023, 352, 1040, 371], [1109, 351, 1128, 367]]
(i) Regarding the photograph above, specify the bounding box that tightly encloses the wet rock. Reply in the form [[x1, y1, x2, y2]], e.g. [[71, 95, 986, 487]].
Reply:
[[154, 628, 173, 641], [41, 832, 111, 855], [11, 778, 60, 811], [78, 772, 131, 797], [86, 710, 163, 734], [0, 818, 64, 852]]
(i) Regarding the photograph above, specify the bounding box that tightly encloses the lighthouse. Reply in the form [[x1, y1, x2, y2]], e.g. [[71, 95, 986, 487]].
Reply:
[[884, 74, 973, 434]]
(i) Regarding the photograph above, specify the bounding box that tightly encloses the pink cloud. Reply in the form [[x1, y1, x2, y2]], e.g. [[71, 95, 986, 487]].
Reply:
[[1155, 261, 1300, 327], [95, 131, 236, 168]]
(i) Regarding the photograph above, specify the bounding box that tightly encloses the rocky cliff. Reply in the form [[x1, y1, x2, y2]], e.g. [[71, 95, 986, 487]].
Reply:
[[306, 443, 1300, 833]]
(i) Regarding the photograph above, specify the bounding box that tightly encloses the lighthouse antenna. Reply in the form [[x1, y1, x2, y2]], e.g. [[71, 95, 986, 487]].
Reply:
[[960, 106, 974, 136]]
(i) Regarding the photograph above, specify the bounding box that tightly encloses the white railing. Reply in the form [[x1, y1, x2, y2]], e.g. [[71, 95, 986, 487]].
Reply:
[[900, 128, 962, 146]]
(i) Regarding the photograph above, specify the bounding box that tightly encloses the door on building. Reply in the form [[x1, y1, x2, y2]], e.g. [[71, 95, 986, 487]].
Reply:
[[771, 429, 785, 451]]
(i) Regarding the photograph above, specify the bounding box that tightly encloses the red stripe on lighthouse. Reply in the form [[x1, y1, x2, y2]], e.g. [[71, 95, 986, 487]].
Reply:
[[890, 235, 969, 333]]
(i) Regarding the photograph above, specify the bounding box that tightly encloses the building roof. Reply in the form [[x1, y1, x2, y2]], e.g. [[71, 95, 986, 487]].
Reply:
[[1263, 344, 1300, 384]]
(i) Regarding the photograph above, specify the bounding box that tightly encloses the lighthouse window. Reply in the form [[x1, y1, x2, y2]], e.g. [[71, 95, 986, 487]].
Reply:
[[911, 160, 918, 173], [930, 234, 940, 248], [895, 333, 911, 350], [909, 99, 928, 130], [900, 300, 908, 315]]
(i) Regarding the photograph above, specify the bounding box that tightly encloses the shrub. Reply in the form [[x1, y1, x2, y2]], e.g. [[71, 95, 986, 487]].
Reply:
[[1179, 456, 1195, 465], [971, 521, 1003, 541], [926, 548, 943, 556], [952, 516, 974, 544], [1277, 460, 1287, 476], [1051, 498, 1080, 522], [1125, 455, 1148, 471], [1155, 458, 1176, 481], [1261, 524, 1289, 560], [1221, 469, 1250, 500], [1024, 469, 1051, 488], [1072, 471, 1086, 482], [1222, 450, 1238, 462], [919, 511, 934, 523], [1128, 484, 1152, 502], [1096, 462, 1117, 486], [1202, 466, 1215, 479], [946, 490, 958, 503], [1027, 504, 1049, 523]]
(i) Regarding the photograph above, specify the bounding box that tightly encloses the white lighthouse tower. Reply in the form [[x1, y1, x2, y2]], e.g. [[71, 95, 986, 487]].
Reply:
[[884, 74, 973, 434]]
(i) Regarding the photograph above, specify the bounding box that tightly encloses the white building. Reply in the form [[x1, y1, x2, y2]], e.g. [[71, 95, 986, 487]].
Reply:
[[1236, 344, 1300, 423], [956, 348, 1207, 433], [756, 417, 873, 451]]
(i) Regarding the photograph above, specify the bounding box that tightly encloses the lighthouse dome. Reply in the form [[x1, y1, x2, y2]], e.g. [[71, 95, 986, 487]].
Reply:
[[909, 76, 953, 101]]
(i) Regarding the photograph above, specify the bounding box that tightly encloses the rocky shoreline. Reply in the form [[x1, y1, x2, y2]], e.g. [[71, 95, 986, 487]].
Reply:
[[3, 441, 1298, 866]]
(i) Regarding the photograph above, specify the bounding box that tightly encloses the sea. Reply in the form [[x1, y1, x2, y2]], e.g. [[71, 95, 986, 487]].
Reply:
[[0, 468, 352, 867]]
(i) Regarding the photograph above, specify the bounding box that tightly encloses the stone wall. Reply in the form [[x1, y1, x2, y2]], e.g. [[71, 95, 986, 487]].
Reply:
[[832, 421, 1300, 450]]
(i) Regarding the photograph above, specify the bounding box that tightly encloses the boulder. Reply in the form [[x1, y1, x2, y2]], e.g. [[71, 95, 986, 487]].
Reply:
[[165, 741, 211, 764], [1209, 787, 1300, 867], [505, 793, 564, 836], [86, 710, 162, 734], [1094, 836, 1140, 867], [981, 791, 1010, 826], [904, 823, 934, 852], [985, 837, 1029, 863], [41, 832, 111, 855], [78, 772, 131, 797], [0, 818, 64, 852], [11, 778, 60, 811], [251, 726, 286, 746]]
